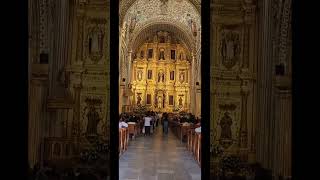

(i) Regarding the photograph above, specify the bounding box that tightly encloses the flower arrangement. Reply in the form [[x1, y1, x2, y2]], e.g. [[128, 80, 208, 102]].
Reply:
[[80, 136, 109, 164], [210, 144, 224, 158], [173, 106, 181, 112], [220, 155, 242, 173]]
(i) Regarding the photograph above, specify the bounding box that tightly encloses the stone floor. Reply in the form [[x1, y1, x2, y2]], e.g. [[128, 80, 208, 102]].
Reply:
[[119, 125, 201, 180]]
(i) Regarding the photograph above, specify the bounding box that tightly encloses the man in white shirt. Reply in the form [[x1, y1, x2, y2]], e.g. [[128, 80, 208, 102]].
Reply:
[[144, 112, 152, 136]]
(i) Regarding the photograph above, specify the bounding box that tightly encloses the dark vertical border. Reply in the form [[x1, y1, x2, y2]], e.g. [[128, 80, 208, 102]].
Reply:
[[201, 0, 210, 180], [292, 0, 316, 179], [110, 0, 119, 179], [2, 0, 28, 179]]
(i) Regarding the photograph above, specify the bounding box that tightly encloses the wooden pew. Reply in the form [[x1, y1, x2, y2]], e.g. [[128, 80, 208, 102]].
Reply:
[[119, 129, 123, 156], [180, 125, 191, 142], [186, 126, 201, 166], [128, 123, 137, 139], [119, 128, 129, 155], [196, 132, 201, 165]]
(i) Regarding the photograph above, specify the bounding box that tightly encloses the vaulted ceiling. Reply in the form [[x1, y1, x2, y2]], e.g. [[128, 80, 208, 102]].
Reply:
[[119, 0, 201, 24], [120, 0, 201, 53]]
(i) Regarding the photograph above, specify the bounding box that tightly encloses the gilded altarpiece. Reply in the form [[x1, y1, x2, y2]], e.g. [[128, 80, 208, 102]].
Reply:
[[131, 35, 191, 112]]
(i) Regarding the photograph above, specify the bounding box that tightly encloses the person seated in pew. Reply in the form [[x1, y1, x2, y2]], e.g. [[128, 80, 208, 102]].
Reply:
[[128, 115, 137, 124], [182, 120, 190, 126], [119, 118, 128, 128], [195, 124, 201, 133]]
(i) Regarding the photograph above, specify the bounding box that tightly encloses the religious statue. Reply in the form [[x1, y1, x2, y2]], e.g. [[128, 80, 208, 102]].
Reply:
[[179, 73, 184, 82], [129, 16, 137, 33], [159, 50, 165, 60], [191, 20, 197, 37], [220, 112, 233, 139], [158, 96, 162, 109], [179, 97, 183, 107], [220, 30, 240, 69], [162, 73, 165, 82], [148, 70, 152, 79], [137, 94, 141, 105], [137, 71, 142, 81], [91, 33, 99, 53], [86, 106, 100, 135], [158, 72, 161, 82], [186, 14, 197, 36]]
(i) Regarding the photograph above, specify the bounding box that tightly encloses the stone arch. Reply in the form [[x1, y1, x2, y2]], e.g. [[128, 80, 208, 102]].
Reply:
[[129, 22, 196, 56]]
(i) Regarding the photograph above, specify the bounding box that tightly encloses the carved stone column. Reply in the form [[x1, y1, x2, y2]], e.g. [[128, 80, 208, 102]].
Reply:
[[242, 4, 256, 69], [28, 79, 47, 167], [72, 84, 82, 137], [256, 0, 274, 169], [274, 76, 291, 178], [76, 13, 85, 63], [49, 0, 70, 97], [127, 51, 132, 83], [242, 24, 250, 69], [240, 87, 249, 149]]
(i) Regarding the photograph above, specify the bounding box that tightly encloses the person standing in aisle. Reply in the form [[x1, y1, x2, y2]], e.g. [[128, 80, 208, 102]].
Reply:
[[144, 112, 152, 136], [162, 113, 169, 135]]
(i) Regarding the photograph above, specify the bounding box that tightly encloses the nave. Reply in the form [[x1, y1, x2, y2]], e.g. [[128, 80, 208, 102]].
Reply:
[[119, 125, 201, 180]]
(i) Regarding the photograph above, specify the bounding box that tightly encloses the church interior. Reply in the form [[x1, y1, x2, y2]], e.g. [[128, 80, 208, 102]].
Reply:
[[28, 0, 292, 179]]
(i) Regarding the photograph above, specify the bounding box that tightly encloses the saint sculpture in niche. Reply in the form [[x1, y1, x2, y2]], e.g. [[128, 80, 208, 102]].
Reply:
[[158, 96, 162, 109], [86, 106, 100, 135], [220, 30, 241, 69], [220, 112, 233, 139], [137, 94, 142, 105], [158, 72, 165, 82], [179, 72, 185, 83], [88, 28, 103, 62], [159, 49, 165, 60], [137, 71, 143, 81], [179, 97, 183, 107]]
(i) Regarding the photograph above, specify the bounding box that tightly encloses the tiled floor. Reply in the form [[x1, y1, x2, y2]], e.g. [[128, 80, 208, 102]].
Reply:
[[119, 125, 201, 180]]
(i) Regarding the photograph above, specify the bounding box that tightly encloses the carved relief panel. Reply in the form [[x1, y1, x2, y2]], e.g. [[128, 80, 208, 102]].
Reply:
[[80, 95, 107, 137], [218, 25, 242, 70], [83, 18, 108, 63], [210, 1, 257, 159]]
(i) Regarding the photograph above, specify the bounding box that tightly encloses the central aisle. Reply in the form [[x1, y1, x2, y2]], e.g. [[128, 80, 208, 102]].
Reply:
[[119, 125, 201, 180]]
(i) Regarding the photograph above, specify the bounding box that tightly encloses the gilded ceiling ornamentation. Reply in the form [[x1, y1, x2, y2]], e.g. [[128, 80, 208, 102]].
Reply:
[[123, 0, 200, 42]]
